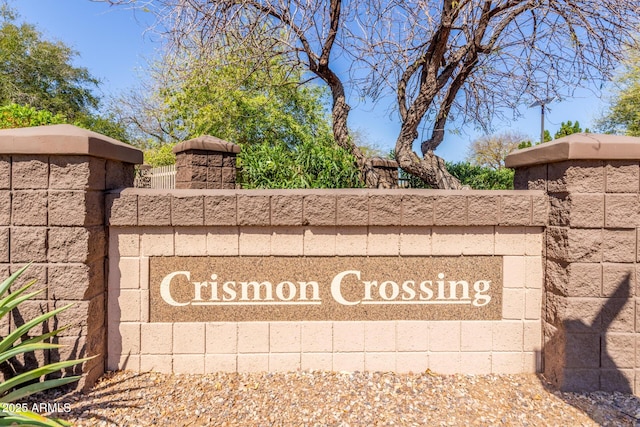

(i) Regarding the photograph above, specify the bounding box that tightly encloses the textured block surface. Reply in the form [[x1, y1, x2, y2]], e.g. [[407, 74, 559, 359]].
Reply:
[[237, 195, 270, 226], [138, 195, 171, 226], [12, 191, 47, 226], [303, 195, 336, 226], [271, 195, 303, 226], [12, 156, 48, 189], [172, 195, 204, 226]]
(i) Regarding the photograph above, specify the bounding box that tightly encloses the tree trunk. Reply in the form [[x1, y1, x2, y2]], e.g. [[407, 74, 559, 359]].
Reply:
[[395, 141, 463, 190], [323, 68, 385, 188]]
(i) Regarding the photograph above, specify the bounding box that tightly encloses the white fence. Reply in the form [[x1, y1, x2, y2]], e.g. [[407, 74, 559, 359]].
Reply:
[[135, 165, 176, 189]]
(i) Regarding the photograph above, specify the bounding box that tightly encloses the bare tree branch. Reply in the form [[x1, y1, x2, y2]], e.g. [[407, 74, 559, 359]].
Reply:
[[99, 0, 640, 188]]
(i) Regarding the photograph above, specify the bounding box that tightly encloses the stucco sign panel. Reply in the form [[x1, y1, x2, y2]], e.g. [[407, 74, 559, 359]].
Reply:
[[149, 256, 503, 322]]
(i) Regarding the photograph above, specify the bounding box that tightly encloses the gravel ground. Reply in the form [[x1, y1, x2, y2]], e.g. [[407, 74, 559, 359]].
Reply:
[[24, 370, 640, 426]]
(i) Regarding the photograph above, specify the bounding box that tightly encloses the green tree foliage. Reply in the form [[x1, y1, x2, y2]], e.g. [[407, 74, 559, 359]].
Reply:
[[158, 52, 335, 149], [0, 104, 65, 129], [119, 41, 363, 188], [0, 6, 98, 120], [518, 122, 586, 150], [519, 130, 552, 148], [517, 131, 549, 149], [0, 102, 130, 142], [73, 113, 130, 143], [0, 4, 129, 142], [517, 141, 531, 149], [144, 143, 176, 167], [598, 53, 640, 136], [554, 120, 589, 139]]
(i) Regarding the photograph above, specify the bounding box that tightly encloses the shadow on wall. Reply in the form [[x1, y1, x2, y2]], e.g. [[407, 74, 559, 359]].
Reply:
[[542, 273, 640, 424]]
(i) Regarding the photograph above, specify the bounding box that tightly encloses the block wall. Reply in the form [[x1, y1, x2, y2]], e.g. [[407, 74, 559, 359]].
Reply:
[[0, 154, 135, 388], [106, 189, 545, 375]]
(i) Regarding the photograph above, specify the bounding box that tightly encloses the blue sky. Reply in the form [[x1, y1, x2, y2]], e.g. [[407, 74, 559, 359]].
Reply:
[[12, 0, 614, 162]]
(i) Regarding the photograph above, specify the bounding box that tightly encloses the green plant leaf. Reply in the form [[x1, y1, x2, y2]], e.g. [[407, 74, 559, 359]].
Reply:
[[0, 282, 41, 309], [0, 409, 70, 426], [20, 326, 72, 347], [0, 264, 31, 299], [0, 343, 64, 365], [0, 357, 92, 398], [1, 375, 83, 403], [0, 287, 45, 317], [0, 304, 74, 354]]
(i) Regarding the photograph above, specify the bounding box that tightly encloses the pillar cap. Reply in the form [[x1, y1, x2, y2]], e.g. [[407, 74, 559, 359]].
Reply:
[[505, 133, 640, 168], [173, 135, 240, 154], [371, 157, 399, 168], [0, 124, 143, 163]]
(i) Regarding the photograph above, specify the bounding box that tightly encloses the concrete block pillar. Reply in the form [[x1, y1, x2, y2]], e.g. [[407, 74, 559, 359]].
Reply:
[[506, 133, 640, 394], [0, 124, 142, 389], [173, 135, 240, 189], [371, 157, 399, 189]]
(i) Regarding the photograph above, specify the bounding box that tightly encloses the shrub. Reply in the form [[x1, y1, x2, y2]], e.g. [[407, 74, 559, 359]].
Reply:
[[399, 161, 514, 190], [238, 140, 363, 189]]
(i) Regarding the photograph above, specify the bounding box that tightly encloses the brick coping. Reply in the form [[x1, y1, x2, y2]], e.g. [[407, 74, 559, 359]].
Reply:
[[107, 187, 547, 227], [505, 133, 640, 168], [0, 124, 143, 164]]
